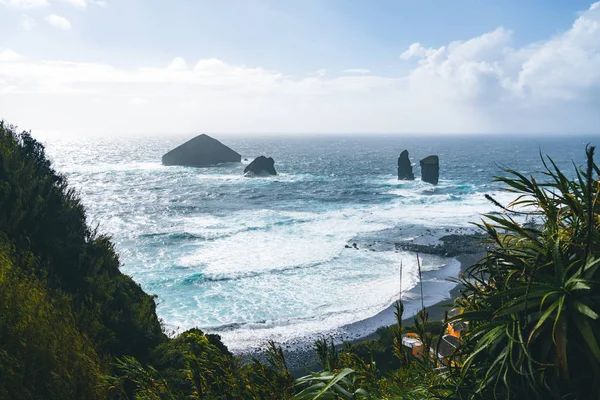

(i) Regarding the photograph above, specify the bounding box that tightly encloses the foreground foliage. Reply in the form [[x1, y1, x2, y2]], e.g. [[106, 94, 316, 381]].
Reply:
[[1, 120, 598, 399], [0, 244, 105, 399], [450, 147, 600, 399], [0, 121, 165, 360]]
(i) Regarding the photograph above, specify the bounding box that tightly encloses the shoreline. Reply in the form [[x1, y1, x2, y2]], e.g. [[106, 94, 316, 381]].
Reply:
[[415, 252, 484, 323], [284, 251, 484, 376], [238, 229, 489, 374]]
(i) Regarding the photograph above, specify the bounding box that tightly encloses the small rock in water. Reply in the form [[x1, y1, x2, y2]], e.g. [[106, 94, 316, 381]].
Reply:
[[244, 156, 277, 176]]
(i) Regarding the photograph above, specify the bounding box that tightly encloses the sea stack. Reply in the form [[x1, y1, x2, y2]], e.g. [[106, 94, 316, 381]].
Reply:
[[420, 155, 439, 185], [162, 134, 241, 167], [397, 150, 415, 180], [244, 156, 277, 176]]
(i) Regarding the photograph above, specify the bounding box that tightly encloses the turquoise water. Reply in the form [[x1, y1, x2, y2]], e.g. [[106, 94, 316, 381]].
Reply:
[[41, 134, 597, 350]]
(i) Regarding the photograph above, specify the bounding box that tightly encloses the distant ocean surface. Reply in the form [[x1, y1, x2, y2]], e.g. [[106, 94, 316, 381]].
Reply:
[[40, 134, 596, 351]]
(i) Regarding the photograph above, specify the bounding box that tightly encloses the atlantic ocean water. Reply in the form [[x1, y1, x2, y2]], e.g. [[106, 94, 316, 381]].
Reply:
[[39, 134, 596, 352]]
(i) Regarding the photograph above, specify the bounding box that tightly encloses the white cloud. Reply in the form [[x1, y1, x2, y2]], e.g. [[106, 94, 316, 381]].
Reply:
[[395, 3, 600, 132], [61, 0, 86, 8], [129, 97, 148, 106], [0, 49, 22, 62], [403, 27, 512, 104], [59, 0, 109, 7], [343, 68, 371, 74], [1, 3, 600, 135], [167, 57, 188, 72], [400, 43, 432, 60], [401, 4, 600, 111], [514, 8, 600, 101], [45, 14, 72, 30], [20, 14, 36, 30], [0, 0, 48, 8]]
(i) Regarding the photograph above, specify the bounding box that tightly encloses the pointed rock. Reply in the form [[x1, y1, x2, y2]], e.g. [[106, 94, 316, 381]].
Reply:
[[397, 150, 415, 180], [420, 155, 439, 185], [162, 134, 241, 167], [244, 156, 277, 176]]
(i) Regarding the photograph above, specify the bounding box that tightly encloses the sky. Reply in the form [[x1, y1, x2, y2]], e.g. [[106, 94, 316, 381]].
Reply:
[[0, 0, 599, 135]]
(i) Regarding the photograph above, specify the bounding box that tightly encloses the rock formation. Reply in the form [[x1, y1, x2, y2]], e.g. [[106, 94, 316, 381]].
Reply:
[[397, 150, 415, 180], [244, 156, 277, 176], [162, 134, 241, 167], [420, 155, 439, 185]]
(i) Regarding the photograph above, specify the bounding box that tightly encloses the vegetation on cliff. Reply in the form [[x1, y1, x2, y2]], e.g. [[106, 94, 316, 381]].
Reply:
[[0, 120, 598, 399], [1, 121, 165, 398]]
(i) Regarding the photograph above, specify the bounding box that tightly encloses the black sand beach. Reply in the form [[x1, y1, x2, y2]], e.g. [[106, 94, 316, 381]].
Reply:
[[241, 228, 490, 374]]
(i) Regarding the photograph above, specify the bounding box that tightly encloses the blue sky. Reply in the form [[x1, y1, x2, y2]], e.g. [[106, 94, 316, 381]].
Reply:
[[1, 0, 599, 135]]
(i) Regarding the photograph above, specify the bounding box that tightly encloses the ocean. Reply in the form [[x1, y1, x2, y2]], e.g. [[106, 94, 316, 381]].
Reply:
[[39, 133, 596, 352]]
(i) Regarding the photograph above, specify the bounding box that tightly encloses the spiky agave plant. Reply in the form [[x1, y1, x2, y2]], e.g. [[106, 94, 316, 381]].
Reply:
[[450, 147, 600, 399]]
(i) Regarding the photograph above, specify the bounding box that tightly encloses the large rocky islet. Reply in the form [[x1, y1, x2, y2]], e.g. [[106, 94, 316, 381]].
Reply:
[[161, 134, 241, 167]]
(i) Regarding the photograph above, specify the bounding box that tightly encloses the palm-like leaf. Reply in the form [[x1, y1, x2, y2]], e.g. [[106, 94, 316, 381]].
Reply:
[[449, 147, 600, 399], [293, 369, 371, 400]]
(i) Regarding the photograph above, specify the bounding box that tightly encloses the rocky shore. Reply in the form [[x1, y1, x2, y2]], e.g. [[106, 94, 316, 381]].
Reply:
[[396, 231, 492, 257]]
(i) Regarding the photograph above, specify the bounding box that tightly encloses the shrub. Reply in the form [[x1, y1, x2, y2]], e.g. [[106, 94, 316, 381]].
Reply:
[[0, 121, 165, 360], [451, 147, 600, 399], [0, 243, 106, 399]]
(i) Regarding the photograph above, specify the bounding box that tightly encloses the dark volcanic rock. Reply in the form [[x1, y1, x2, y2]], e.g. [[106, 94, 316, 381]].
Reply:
[[162, 134, 241, 167], [420, 155, 439, 185], [244, 156, 277, 176], [396, 233, 491, 257], [397, 150, 415, 180]]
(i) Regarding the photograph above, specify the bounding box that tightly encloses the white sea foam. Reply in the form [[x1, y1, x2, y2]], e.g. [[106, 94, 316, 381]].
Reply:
[[126, 182, 512, 349], [159, 188, 505, 348], [165, 250, 446, 351], [178, 208, 388, 274]]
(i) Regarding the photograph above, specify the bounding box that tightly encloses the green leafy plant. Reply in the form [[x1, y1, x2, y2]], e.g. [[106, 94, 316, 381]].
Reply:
[[293, 368, 371, 400], [450, 147, 600, 399], [0, 244, 107, 399], [315, 338, 340, 372]]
